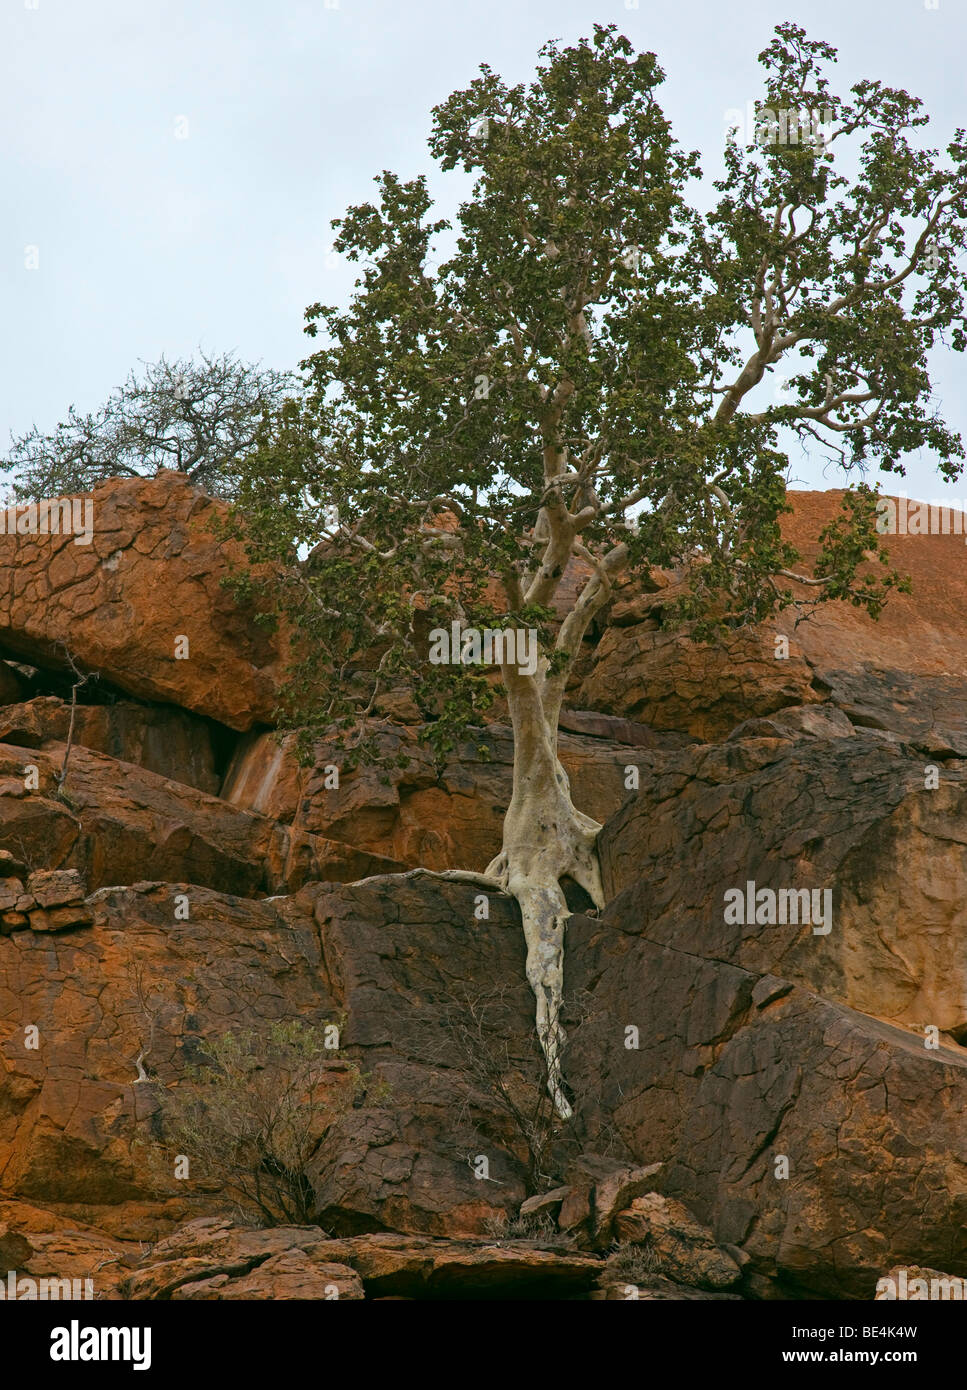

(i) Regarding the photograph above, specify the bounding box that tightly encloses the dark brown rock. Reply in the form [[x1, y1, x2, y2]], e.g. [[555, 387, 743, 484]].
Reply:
[[0, 697, 222, 793], [565, 909, 967, 1297], [0, 662, 27, 705], [0, 878, 536, 1237], [599, 735, 967, 1036], [0, 1221, 34, 1272]]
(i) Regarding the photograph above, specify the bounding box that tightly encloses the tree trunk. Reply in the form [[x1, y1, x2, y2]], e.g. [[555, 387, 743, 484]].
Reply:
[[485, 672, 604, 1119]]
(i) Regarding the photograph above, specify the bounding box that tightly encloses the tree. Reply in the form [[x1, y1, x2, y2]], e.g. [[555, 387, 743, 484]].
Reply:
[[227, 24, 967, 1117], [7, 350, 297, 501]]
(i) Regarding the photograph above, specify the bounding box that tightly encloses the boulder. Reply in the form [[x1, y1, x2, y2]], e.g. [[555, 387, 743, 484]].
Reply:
[[123, 1218, 601, 1301], [599, 734, 967, 1036], [591, 1162, 664, 1246], [332, 1231, 601, 1299], [727, 703, 856, 742], [611, 1193, 741, 1289], [519, 1187, 570, 1221], [0, 472, 284, 730], [0, 877, 537, 1237], [554, 1155, 664, 1246], [172, 1252, 364, 1301], [27, 868, 86, 908], [0, 879, 26, 912], [27, 904, 95, 933], [579, 599, 820, 742], [565, 910, 967, 1298], [120, 1219, 363, 1301], [0, 1198, 140, 1298], [583, 490, 967, 747]]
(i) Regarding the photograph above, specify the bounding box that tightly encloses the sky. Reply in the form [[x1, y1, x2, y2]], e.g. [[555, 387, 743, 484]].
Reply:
[[1, 0, 963, 502]]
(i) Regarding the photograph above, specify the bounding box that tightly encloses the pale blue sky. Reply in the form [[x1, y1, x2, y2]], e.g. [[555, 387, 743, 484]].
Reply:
[[2, 0, 963, 500]]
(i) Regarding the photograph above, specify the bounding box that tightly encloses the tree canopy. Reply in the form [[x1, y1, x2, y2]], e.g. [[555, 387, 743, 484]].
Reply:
[[230, 22, 966, 757]]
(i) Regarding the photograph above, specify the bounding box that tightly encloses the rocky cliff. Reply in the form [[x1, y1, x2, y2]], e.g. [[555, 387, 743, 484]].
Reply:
[[1, 471, 965, 1301]]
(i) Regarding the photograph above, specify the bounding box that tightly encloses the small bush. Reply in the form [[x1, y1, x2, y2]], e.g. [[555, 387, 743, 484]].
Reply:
[[153, 1019, 365, 1226], [606, 1237, 664, 1286], [483, 1210, 564, 1242]]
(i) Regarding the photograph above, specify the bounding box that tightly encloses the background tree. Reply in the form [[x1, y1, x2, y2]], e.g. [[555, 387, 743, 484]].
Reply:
[[7, 349, 296, 501], [228, 23, 967, 1117]]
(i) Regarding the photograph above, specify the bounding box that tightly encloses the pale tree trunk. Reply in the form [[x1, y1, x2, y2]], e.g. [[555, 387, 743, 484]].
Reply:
[[478, 362, 629, 1116], [485, 661, 606, 1119]]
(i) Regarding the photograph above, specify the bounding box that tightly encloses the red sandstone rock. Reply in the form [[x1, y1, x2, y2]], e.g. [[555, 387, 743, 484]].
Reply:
[[0, 741, 402, 897], [27, 869, 86, 908], [0, 484, 965, 1301], [0, 472, 284, 731], [123, 1219, 600, 1301], [611, 1193, 742, 1289]]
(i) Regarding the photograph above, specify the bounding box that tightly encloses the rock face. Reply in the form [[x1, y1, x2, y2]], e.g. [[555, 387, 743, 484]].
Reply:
[[122, 1218, 601, 1301], [580, 600, 821, 741], [0, 478, 965, 1300], [0, 877, 532, 1234], [599, 736, 967, 1036], [581, 489, 967, 747], [0, 742, 401, 896], [564, 911, 967, 1298]]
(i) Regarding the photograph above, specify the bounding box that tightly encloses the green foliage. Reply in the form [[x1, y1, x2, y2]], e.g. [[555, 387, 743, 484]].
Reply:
[[226, 22, 966, 759], [153, 1019, 365, 1227]]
